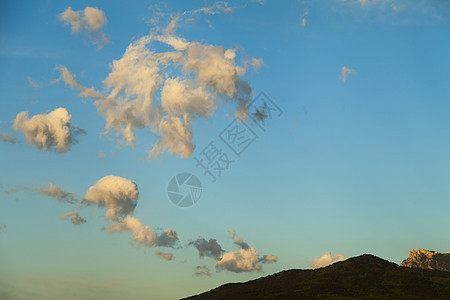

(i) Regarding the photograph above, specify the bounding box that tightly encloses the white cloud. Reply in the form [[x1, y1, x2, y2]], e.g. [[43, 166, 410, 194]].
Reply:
[[13, 107, 85, 153], [83, 175, 139, 221], [341, 66, 356, 82], [57, 28, 255, 160], [310, 251, 346, 269], [62, 211, 86, 225], [59, 6, 109, 48], [216, 232, 278, 273], [155, 250, 174, 261], [216, 247, 262, 273]]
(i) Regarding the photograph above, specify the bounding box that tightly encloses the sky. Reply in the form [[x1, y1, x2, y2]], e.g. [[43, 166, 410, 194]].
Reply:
[[1, 0, 450, 299]]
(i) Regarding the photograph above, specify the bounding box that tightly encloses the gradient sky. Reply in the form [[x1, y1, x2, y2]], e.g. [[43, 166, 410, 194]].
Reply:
[[1, 0, 450, 299]]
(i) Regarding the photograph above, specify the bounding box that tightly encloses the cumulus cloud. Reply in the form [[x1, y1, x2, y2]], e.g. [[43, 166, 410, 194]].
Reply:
[[57, 23, 256, 159], [155, 250, 174, 261], [36, 182, 77, 203], [187, 238, 224, 260], [59, 6, 109, 48], [341, 66, 356, 82], [216, 232, 278, 273], [62, 211, 86, 225], [310, 251, 346, 269], [216, 247, 262, 273], [13, 107, 85, 153], [0, 132, 18, 144], [83, 175, 139, 221], [195, 264, 212, 277]]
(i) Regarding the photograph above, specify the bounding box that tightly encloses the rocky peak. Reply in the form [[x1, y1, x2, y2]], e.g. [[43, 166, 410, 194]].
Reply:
[[401, 249, 450, 272]]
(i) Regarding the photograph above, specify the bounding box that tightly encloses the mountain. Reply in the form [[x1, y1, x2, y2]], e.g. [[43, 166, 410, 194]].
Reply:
[[183, 254, 450, 300], [401, 249, 450, 272]]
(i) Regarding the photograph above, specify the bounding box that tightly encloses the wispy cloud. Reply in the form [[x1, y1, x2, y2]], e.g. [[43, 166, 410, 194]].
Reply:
[[155, 251, 174, 261], [0, 132, 18, 144], [341, 66, 356, 82], [62, 211, 86, 225]]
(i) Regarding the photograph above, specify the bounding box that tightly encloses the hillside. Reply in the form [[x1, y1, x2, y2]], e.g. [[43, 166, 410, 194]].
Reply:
[[183, 254, 450, 300]]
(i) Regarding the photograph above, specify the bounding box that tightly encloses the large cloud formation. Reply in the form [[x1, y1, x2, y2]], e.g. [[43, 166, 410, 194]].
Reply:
[[13, 107, 85, 153], [56, 19, 262, 159], [310, 251, 346, 269], [59, 6, 109, 48]]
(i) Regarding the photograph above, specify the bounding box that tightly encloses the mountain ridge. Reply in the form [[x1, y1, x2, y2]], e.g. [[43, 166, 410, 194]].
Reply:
[[183, 254, 450, 300]]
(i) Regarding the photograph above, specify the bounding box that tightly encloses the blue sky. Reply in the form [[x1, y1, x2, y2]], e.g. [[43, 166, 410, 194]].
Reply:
[[1, 0, 450, 299]]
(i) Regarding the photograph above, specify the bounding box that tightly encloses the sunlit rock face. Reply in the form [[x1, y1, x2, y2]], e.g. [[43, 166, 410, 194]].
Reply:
[[401, 249, 450, 272]]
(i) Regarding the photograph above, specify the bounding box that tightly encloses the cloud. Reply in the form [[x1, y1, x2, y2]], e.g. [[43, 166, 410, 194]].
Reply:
[[0, 224, 6, 233], [83, 175, 139, 221], [187, 238, 224, 260], [234, 236, 250, 250], [55, 65, 104, 100], [216, 247, 262, 273], [155, 250, 174, 261], [57, 26, 255, 159], [36, 182, 77, 203], [105, 216, 178, 249], [216, 232, 278, 273], [194, 264, 211, 277], [301, 18, 307, 26], [310, 251, 346, 269], [260, 254, 278, 263], [0, 132, 18, 144], [183, 2, 234, 16], [341, 66, 356, 82], [27, 77, 42, 88], [97, 150, 106, 159], [13, 107, 85, 153], [62, 211, 86, 225], [59, 6, 109, 48], [156, 228, 179, 248], [251, 58, 264, 70]]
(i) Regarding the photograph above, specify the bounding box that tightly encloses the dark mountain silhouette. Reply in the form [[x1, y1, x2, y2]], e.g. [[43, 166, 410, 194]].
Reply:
[[183, 254, 450, 300]]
